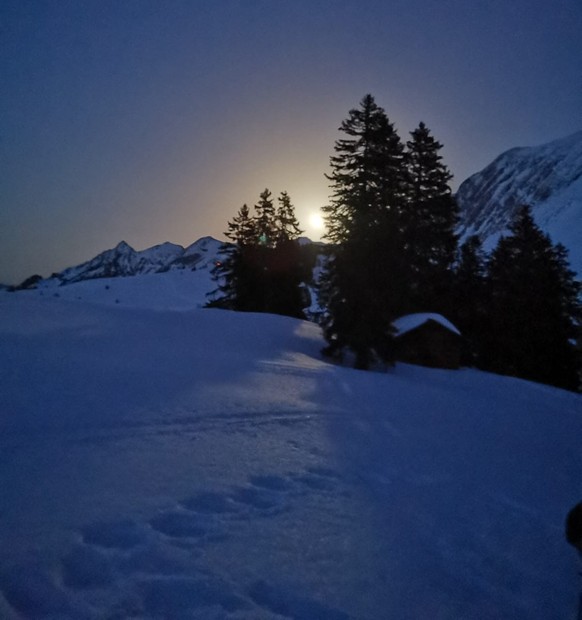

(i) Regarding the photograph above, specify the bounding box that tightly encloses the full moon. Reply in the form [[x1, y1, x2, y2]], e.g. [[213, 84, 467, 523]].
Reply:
[[308, 213, 324, 230]]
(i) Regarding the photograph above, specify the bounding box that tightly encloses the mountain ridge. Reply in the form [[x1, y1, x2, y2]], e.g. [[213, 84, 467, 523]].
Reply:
[[15, 236, 224, 290], [10, 235, 326, 292], [456, 130, 582, 274]]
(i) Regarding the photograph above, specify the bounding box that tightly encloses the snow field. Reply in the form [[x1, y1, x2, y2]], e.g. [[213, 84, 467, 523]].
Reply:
[[1, 295, 581, 618]]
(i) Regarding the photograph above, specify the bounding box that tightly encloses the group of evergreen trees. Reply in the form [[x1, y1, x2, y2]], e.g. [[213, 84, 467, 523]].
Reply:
[[454, 207, 581, 391], [318, 94, 458, 369], [207, 188, 308, 318], [209, 94, 581, 391]]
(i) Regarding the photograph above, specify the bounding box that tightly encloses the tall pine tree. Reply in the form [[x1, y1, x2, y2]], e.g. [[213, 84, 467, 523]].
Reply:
[[452, 234, 488, 365], [403, 122, 458, 313], [319, 94, 407, 368], [275, 191, 302, 244], [254, 188, 277, 248], [208, 203, 258, 311], [267, 191, 306, 318]]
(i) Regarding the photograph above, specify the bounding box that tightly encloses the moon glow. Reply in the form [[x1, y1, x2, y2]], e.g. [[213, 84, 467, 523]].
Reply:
[[308, 213, 325, 230]]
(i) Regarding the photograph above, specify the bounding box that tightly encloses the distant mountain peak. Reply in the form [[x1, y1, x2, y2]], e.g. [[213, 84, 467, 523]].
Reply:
[[115, 240, 133, 252], [35, 236, 223, 287]]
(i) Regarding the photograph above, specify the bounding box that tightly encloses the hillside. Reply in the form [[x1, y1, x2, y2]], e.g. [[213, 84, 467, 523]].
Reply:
[[456, 130, 582, 274], [0, 295, 581, 618]]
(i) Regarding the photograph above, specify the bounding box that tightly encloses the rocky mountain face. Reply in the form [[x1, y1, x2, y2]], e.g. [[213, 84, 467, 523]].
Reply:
[[456, 130, 582, 274], [17, 237, 225, 289]]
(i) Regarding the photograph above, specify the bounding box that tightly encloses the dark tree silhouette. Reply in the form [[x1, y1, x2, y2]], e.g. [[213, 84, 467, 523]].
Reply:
[[319, 94, 407, 368], [208, 203, 258, 311], [403, 122, 459, 313], [452, 234, 488, 365], [208, 189, 306, 318], [482, 206, 581, 391]]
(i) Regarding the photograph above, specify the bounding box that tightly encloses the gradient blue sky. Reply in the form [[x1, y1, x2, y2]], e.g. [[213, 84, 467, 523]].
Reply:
[[2, 0, 581, 284]]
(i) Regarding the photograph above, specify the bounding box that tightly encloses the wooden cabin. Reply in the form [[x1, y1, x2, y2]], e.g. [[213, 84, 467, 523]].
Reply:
[[393, 313, 462, 370]]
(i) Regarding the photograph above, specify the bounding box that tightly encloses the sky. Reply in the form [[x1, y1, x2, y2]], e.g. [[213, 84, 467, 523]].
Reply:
[[1, 0, 581, 284]]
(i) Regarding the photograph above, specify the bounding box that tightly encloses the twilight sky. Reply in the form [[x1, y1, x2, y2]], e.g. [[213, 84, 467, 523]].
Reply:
[[1, 0, 581, 284]]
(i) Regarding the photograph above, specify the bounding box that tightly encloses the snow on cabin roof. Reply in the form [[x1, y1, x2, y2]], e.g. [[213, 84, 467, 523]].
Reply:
[[393, 313, 461, 337]]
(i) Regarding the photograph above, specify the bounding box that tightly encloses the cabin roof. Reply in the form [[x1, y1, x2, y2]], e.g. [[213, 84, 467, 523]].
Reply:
[[393, 313, 461, 337]]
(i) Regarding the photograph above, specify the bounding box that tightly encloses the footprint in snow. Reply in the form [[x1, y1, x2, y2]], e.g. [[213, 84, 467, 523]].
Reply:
[[0, 465, 349, 619], [0, 566, 93, 619], [291, 465, 342, 493], [149, 511, 211, 539], [230, 485, 284, 513], [249, 473, 295, 492], [81, 518, 148, 550], [62, 544, 116, 589], [249, 579, 351, 620], [181, 490, 240, 514]]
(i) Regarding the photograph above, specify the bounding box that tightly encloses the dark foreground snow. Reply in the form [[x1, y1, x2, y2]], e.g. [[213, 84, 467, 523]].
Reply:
[[1, 296, 581, 619]]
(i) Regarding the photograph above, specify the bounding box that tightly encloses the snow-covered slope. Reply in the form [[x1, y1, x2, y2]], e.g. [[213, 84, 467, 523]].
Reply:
[[17, 270, 215, 310], [0, 295, 581, 619], [457, 130, 582, 273]]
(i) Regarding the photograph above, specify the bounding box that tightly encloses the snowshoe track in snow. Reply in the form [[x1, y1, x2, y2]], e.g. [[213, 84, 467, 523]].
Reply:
[[0, 465, 349, 619]]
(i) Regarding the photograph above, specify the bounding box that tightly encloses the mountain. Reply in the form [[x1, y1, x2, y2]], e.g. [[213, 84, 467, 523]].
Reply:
[[456, 130, 582, 274], [19, 236, 224, 289], [7, 236, 323, 314]]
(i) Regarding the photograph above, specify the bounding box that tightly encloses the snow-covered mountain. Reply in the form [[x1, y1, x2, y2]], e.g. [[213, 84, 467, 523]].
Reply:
[[456, 130, 582, 274], [45, 236, 224, 287], [7, 236, 324, 313], [4, 237, 226, 309]]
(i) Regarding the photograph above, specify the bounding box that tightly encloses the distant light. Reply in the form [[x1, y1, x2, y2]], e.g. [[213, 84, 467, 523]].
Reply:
[[309, 213, 324, 230]]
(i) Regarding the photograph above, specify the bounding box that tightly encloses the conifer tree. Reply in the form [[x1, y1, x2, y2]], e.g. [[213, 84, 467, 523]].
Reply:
[[403, 122, 458, 313], [319, 94, 407, 368], [483, 206, 581, 391], [452, 234, 488, 364], [208, 203, 258, 311], [275, 191, 303, 244], [208, 189, 306, 319], [267, 192, 305, 318], [254, 188, 277, 248]]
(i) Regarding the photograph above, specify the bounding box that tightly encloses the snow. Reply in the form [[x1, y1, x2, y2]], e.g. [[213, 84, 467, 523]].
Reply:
[[457, 130, 582, 276], [183, 236, 224, 257], [135, 242, 185, 266], [15, 269, 215, 311], [393, 313, 461, 336], [1, 292, 581, 619]]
